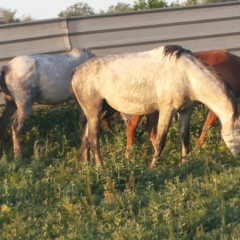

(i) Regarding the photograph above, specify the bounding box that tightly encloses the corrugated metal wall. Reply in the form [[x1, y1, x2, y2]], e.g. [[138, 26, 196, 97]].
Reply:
[[1, 2, 240, 64], [0, 19, 71, 66], [0, 2, 240, 105], [68, 2, 240, 56]]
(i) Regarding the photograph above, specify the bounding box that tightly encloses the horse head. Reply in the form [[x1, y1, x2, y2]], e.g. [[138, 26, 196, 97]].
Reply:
[[222, 115, 240, 157]]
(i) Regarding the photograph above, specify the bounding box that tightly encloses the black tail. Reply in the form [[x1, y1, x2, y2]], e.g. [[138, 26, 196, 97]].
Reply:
[[0, 66, 12, 100]]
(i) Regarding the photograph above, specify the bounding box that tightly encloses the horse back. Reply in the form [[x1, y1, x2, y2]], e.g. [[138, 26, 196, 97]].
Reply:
[[72, 48, 196, 115]]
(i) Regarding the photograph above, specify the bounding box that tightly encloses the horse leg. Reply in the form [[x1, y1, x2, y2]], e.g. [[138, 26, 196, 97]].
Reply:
[[150, 109, 175, 169], [178, 108, 194, 163], [11, 100, 34, 159], [197, 110, 218, 147], [76, 95, 103, 167], [81, 123, 90, 162], [78, 106, 87, 126], [0, 99, 17, 153], [83, 114, 103, 167], [126, 115, 142, 148], [145, 112, 158, 147]]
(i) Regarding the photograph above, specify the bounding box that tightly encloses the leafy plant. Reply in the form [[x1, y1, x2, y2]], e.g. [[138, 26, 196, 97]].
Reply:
[[0, 104, 240, 239]]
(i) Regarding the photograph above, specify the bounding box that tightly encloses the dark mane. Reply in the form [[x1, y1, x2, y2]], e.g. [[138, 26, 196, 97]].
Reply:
[[163, 45, 193, 59]]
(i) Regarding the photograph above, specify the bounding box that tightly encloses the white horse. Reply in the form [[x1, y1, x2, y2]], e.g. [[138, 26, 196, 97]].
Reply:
[[0, 48, 96, 159], [70, 45, 240, 169]]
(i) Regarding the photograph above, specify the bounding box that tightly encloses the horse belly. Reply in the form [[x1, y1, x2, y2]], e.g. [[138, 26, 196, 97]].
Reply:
[[36, 83, 71, 104], [105, 94, 158, 115], [99, 75, 158, 115]]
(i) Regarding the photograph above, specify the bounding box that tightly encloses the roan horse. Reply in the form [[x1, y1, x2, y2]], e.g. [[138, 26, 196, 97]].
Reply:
[[0, 48, 95, 159], [125, 50, 240, 149], [71, 45, 240, 169]]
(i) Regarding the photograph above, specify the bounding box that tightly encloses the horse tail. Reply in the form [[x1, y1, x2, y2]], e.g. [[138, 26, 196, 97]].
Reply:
[[0, 66, 13, 101]]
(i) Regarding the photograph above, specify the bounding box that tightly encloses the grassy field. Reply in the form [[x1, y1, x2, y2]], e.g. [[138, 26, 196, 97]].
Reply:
[[0, 104, 240, 239]]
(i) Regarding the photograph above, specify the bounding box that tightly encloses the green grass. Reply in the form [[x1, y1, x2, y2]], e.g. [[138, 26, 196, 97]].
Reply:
[[0, 104, 240, 239]]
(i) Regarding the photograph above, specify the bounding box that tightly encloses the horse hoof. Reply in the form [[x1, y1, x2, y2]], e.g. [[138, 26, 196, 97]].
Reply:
[[150, 163, 157, 169], [124, 150, 129, 159], [181, 159, 187, 164], [14, 152, 22, 160]]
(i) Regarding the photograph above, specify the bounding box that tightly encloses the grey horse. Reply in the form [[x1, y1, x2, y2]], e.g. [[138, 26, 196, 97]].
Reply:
[[0, 48, 95, 158], [70, 45, 240, 169]]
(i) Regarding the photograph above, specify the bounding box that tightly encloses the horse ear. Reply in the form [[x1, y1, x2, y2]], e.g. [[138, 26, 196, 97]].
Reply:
[[86, 49, 96, 58]]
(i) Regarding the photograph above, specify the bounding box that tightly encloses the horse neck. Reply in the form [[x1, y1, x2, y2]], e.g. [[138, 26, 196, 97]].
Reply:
[[191, 68, 236, 128], [203, 97, 234, 128]]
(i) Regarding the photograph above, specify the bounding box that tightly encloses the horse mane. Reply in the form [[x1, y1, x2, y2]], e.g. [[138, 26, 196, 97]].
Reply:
[[84, 48, 96, 59], [163, 45, 239, 121], [163, 45, 193, 59]]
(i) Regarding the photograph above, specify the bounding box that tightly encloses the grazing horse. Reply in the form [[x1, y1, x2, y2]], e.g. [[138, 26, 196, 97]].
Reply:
[[0, 48, 95, 159], [126, 50, 240, 149], [71, 45, 240, 169]]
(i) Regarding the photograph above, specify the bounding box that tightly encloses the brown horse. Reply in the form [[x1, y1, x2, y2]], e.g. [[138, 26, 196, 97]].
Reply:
[[125, 50, 240, 149]]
